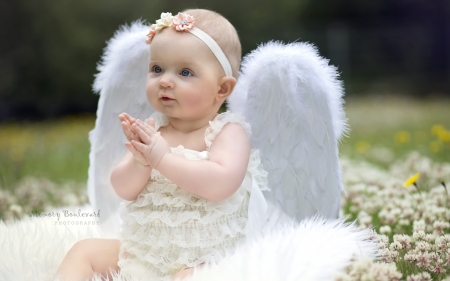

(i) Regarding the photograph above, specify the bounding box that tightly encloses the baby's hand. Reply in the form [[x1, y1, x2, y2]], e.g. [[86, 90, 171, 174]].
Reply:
[[130, 119, 171, 169], [119, 113, 140, 143], [119, 113, 153, 166]]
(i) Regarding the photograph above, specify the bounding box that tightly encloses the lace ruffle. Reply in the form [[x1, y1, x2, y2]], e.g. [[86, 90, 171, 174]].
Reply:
[[121, 180, 248, 225], [205, 112, 251, 150], [118, 235, 245, 280], [120, 213, 247, 248], [151, 111, 169, 131], [248, 149, 270, 191]]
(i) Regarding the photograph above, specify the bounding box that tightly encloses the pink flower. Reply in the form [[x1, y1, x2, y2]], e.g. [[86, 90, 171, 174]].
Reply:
[[171, 13, 195, 31], [146, 26, 157, 44]]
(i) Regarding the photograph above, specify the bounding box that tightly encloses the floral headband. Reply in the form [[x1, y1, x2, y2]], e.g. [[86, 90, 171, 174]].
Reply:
[[146, 12, 233, 77]]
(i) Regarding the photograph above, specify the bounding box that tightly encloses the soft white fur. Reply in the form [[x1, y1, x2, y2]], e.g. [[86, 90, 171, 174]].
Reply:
[[1, 204, 377, 281]]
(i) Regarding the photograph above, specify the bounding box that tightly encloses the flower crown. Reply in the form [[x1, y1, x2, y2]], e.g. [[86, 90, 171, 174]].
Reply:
[[146, 12, 195, 44], [145, 12, 233, 77]]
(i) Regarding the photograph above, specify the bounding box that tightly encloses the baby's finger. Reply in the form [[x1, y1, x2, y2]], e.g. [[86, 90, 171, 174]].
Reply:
[[122, 121, 138, 141], [125, 142, 136, 153], [137, 119, 156, 135], [131, 140, 150, 155], [133, 124, 153, 144], [122, 113, 136, 125], [126, 141, 141, 154]]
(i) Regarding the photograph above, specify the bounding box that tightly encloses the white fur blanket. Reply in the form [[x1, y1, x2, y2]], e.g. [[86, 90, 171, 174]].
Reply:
[[0, 204, 377, 281]]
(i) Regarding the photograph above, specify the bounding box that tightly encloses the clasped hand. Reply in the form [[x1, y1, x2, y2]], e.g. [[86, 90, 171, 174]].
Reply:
[[119, 113, 170, 169]]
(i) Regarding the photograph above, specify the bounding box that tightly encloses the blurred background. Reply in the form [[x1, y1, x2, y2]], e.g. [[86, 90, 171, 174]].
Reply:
[[0, 0, 449, 190], [1, 0, 449, 120]]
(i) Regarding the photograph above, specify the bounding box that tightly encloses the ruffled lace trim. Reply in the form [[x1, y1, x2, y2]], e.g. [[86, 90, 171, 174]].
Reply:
[[151, 111, 251, 151], [150, 111, 267, 190], [204, 111, 251, 150], [120, 180, 249, 225], [248, 149, 270, 191], [120, 213, 247, 248], [118, 236, 245, 279], [151, 111, 169, 131]]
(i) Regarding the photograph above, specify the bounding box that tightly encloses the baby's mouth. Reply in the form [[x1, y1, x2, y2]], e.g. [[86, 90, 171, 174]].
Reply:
[[161, 97, 174, 101]]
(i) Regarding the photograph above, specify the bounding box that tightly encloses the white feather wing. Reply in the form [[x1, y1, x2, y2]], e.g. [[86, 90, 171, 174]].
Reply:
[[87, 22, 154, 237], [230, 42, 347, 226]]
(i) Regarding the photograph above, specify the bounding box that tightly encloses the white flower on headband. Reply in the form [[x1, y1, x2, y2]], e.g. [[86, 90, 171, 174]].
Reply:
[[146, 12, 196, 44], [154, 12, 173, 31]]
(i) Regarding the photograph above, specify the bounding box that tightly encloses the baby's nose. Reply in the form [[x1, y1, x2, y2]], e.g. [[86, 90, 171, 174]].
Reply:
[[158, 75, 175, 89]]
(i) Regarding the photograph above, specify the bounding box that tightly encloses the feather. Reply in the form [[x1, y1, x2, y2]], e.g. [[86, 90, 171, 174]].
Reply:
[[87, 21, 155, 237], [229, 41, 348, 227]]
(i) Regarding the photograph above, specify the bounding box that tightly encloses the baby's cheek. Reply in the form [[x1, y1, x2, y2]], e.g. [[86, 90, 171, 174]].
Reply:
[[184, 94, 206, 108], [146, 83, 158, 105]]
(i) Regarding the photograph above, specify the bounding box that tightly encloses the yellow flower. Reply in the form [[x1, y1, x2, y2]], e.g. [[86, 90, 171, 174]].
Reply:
[[431, 124, 445, 135], [395, 131, 410, 144], [403, 173, 419, 188], [355, 141, 370, 154], [431, 124, 450, 142]]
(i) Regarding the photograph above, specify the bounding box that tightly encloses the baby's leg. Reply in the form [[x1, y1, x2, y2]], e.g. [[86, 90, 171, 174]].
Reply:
[[172, 263, 205, 281], [54, 238, 121, 281]]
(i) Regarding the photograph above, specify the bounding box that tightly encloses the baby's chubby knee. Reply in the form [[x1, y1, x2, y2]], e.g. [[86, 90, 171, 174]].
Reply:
[[65, 238, 120, 260], [64, 239, 96, 261]]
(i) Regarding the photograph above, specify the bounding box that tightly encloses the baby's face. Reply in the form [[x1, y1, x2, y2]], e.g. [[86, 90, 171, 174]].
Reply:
[[147, 28, 225, 120]]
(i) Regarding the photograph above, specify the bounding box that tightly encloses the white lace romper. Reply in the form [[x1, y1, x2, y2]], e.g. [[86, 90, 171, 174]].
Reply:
[[118, 111, 269, 280]]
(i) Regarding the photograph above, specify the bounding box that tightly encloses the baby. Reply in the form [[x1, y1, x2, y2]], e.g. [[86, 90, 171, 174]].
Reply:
[[55, 8, 267, 281]]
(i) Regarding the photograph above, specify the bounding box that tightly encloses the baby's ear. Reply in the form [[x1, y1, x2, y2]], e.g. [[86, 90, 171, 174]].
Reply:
[[217, 76, 237, 101]]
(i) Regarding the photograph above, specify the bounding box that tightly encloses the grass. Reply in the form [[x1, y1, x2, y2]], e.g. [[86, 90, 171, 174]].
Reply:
[[0, 114, 94, 190], [341, 96, 450, 165]]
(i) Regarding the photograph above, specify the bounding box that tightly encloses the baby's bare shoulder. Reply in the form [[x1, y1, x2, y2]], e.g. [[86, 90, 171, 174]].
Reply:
[[209, 123, 250, 159]]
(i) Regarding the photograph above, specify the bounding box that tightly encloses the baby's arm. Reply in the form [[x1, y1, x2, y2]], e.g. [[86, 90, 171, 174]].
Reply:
[[133, 121, 250, 201], [110, 113, 153, 201], [110, 151, 152, 201]]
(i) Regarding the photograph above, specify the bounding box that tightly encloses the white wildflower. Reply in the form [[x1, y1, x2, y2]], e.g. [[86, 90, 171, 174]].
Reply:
[[398, 219, 410, 226], [415, 252, 431, 268], [415, 241, 432, 252], [384, 212, 397, 224], [378, 248, 391, 263], [377, 234, 389, 247], [433, 220, 450, 235], [434, 234, 450, 251], [62, 193, 79, 206], [423, 233, 436, 243], [380, 225, 392, 235], [407, 272, 432, 281], [394, 234, 411, 250], [413, 220, 426, 232], [390, 241, 403, 251], [404, 252, 417, 263], [359, 216, 372, 229], [402, 207, 415, 220], [9, 204, 22, 215], [389, 249, 400, 262]]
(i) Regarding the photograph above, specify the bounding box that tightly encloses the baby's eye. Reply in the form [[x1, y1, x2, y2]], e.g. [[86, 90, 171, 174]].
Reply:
[[180, 69, 192, 77], [152, 65, 162, 73]]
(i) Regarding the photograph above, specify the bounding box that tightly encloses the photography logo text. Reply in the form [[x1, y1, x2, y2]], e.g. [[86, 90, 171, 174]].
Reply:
[[29, 209, 100, 226]]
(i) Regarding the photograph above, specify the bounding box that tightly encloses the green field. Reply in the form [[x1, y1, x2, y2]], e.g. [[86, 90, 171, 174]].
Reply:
[[342, 96, 450, 164], [1, 96, 450, 280]]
